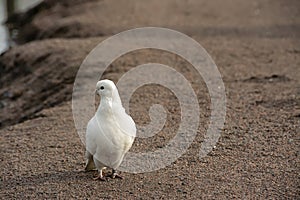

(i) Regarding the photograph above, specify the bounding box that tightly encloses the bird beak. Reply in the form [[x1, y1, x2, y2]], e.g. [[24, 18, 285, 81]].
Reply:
[[94, 89, 97, 95]]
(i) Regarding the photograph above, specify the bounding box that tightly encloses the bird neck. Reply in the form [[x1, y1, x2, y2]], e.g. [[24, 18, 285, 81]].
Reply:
[[97, 97, 113, 112]]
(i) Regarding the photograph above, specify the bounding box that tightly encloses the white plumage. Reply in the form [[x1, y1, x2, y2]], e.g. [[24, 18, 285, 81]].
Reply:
[[85, 79, 136, 180]]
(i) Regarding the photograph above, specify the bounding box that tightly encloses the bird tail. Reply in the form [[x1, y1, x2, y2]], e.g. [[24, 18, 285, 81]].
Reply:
[[84, 151, 96, 171]]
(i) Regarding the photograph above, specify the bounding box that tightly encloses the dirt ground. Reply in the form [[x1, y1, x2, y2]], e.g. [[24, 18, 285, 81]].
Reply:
[[1, 0, 299, 199]]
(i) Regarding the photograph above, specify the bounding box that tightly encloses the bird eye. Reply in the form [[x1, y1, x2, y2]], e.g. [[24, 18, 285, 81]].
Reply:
[[100, 86, 104, 90]]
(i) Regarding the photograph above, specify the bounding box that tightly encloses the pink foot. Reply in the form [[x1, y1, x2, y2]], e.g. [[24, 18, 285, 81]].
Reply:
[[93, 175, 107, 181]]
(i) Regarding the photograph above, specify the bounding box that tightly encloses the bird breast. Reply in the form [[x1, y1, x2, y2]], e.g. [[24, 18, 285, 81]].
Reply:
[[95, 102, 133, 151]]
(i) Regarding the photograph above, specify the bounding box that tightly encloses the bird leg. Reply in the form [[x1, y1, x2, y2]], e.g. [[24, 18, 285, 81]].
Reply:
[[111, 169, 123, 179], [93, 169, 106, 181]]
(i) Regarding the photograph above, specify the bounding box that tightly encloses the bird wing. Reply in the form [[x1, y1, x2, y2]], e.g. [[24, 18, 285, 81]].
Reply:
[[111, 87, 136, 138], [85, 117, 98, 155]]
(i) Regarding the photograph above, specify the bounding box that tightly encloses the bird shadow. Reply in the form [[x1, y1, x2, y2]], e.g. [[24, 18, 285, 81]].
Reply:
[[2, 170, 94, 189]]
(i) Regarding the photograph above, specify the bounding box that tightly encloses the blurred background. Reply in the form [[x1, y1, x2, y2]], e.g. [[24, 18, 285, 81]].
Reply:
[[0, 0, 42, 53], [0, 0, 299, 199]]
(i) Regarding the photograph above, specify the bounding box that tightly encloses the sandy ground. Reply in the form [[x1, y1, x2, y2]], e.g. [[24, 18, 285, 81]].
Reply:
[[0, 0, 299, 199]]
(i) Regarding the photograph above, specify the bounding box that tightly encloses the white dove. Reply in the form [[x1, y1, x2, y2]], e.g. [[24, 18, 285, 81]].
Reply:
[[85, 79, 136, 181]]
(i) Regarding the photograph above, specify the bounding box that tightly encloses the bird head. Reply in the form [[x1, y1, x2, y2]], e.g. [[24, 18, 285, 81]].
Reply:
[[95, 79, 117, 98]]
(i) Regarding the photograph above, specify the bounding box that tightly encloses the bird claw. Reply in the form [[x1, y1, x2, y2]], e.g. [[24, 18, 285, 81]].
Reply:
[[93, 175, 107, 181], [111, 173, 123, 179], [110, 169, 123, 179]]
